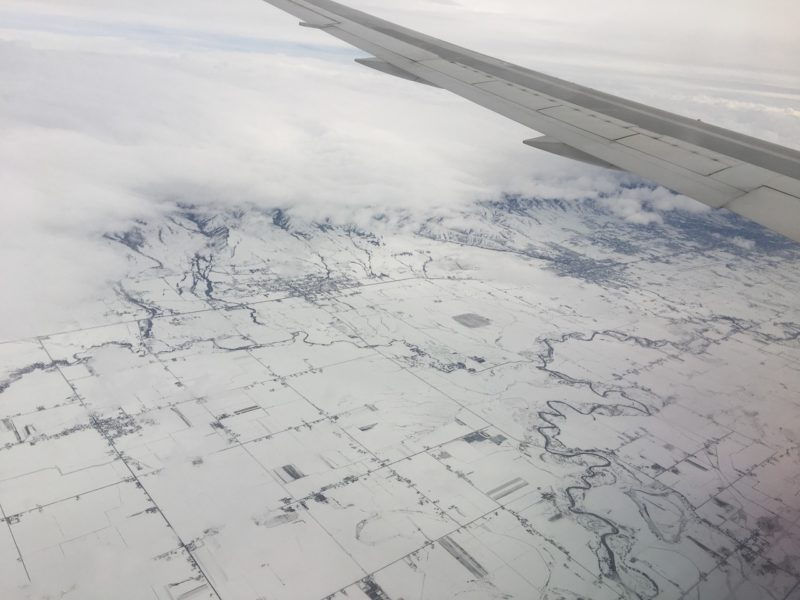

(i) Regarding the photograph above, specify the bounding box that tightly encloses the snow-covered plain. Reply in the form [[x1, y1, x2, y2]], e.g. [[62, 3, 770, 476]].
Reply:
[[1, 196, 799, 599]]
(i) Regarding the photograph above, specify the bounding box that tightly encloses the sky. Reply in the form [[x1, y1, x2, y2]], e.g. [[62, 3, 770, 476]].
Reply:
[[1, 0, 799, 340]]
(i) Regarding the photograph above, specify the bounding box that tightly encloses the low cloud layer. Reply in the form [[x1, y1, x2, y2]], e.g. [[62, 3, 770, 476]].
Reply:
[[1, 0, 799, 339]]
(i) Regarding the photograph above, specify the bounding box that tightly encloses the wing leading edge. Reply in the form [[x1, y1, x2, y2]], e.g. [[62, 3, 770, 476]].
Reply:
[[262, 0, 800, 243]]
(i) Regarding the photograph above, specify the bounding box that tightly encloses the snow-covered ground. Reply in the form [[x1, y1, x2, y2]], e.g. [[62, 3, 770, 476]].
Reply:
[[1, 197, 799, 599]]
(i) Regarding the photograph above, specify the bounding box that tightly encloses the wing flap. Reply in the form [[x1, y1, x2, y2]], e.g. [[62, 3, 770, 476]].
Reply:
[[539, 106, 636, 141], [355, 58, 439, 87], [474, 81, 561, 111], [617, 134, 734, 177], [418, 59, 496, 85], [709, 164, 780, 192], [772, 176, 800, 197], [725, 187, 800, 241], [524, 136, 621, 170]]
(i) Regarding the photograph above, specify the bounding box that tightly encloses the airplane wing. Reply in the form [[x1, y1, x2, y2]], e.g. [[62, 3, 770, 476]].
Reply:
[[262, 0, 800, 243]]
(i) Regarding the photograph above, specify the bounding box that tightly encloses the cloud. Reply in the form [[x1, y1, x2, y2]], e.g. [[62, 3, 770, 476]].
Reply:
[[1, 0, 798, 339]]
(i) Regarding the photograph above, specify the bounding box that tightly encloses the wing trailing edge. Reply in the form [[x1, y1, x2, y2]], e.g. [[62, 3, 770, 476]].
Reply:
[[524, 136, 621, 171], [355, 57, 439, 87]]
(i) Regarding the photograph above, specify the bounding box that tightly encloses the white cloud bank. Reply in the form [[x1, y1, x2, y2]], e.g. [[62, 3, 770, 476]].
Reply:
[[1, 0, 799, 339]]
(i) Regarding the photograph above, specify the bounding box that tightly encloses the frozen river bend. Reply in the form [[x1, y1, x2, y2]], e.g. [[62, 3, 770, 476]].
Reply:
[[1, 196, 800, 600]]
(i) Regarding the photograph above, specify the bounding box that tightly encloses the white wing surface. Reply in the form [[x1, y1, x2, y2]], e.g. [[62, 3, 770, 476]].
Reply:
[[263, 0, 800, 243]]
